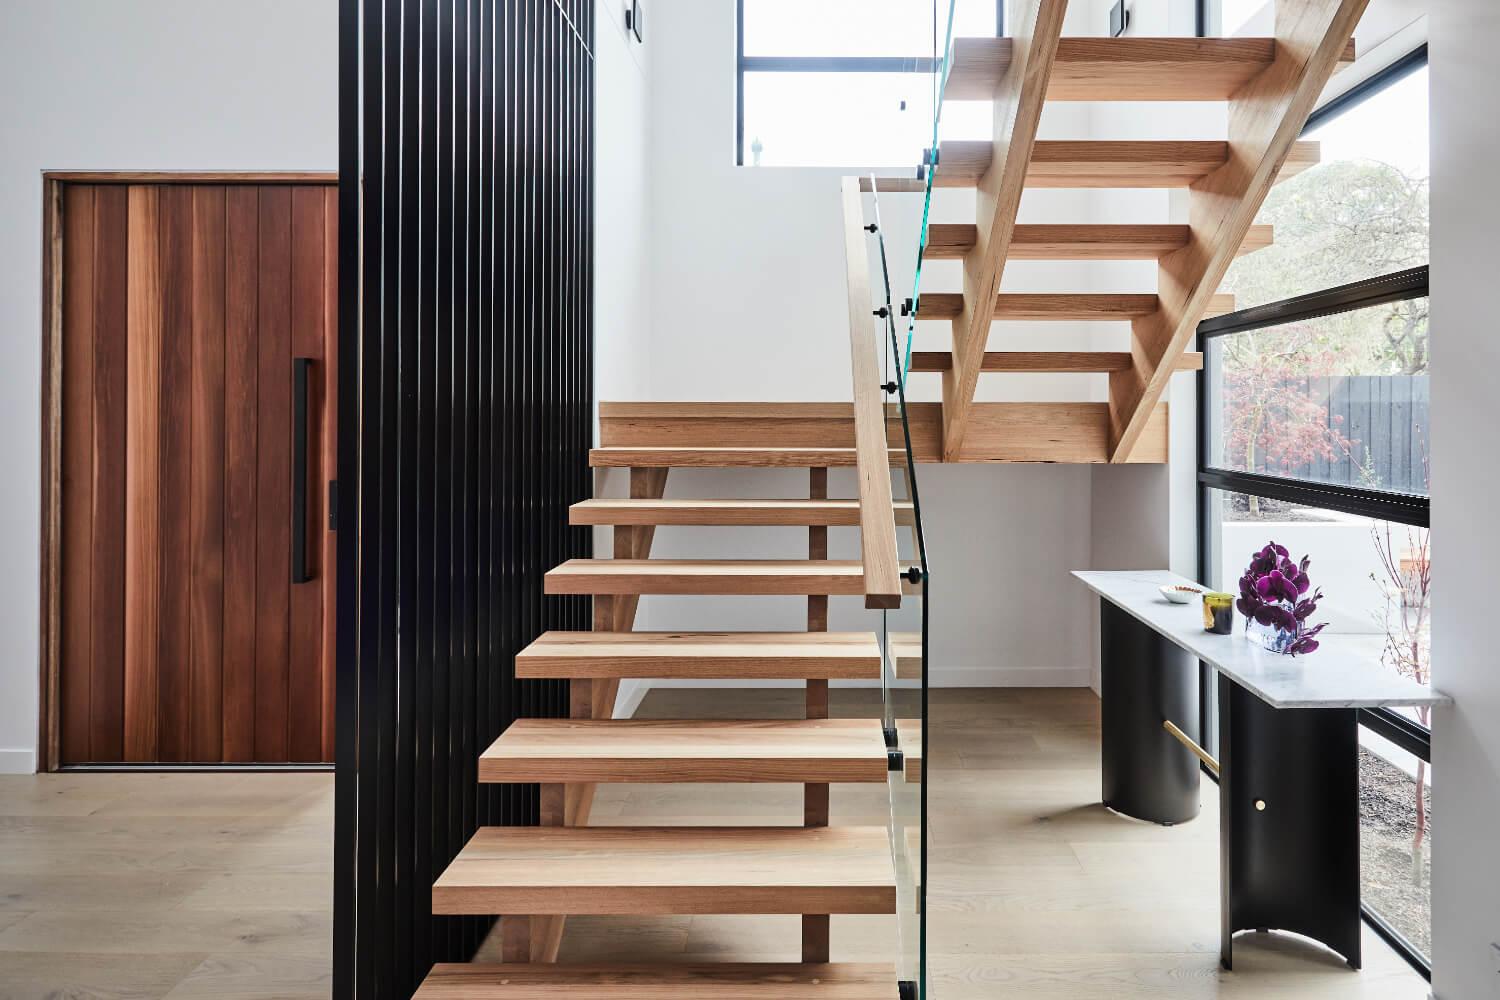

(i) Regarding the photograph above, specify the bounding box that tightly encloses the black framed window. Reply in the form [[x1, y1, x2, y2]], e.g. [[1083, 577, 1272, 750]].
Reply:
[[1197, 46, 1433, 978], [735, 0, 1001, 167]]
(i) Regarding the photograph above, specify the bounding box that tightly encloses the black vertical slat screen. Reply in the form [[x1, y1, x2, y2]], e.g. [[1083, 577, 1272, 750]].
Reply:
[[335, 1, 594, 997]]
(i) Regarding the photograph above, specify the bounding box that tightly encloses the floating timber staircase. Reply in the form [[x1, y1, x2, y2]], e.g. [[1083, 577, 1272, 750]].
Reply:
[[415, 3, 1367, 993]]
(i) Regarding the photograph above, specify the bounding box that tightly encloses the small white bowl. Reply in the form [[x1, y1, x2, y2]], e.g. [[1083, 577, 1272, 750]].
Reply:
[[1159, 584, 1203, 605]]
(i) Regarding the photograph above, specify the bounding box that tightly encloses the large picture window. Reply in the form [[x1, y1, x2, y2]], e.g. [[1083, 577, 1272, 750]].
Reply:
[[1197, 48, 1432, 978], [735, 0, 1000, 167]]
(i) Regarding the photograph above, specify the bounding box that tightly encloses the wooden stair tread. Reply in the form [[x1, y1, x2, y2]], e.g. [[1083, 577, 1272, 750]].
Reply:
[[570, 498, 915, 526], [925, 139, 1320, 189], [590, 446, 906, 468], [896, 719, 923, 784], [544, 559, 918, 597], [515, 630, 883, 680], [415, 963, 897, 999], [432, 826, 898, 915], [943, 36, 1355, 102], [924, 222, 1273, 260], [888, 631, 923, 681], [918, 292, 1235, 322], [908, 351, 1203, 374], [479, 718, 891, 783]]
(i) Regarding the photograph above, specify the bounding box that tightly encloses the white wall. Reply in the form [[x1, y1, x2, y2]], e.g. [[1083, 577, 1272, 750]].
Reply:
[[0, 1, 338, 773], [1428, 1, 1500, 994]]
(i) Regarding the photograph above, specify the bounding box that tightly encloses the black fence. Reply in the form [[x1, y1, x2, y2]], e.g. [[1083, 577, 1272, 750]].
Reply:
[[335, 2, 595, 998], [1285, 375, 1427, 493], [1212, 374, 1430, 495]]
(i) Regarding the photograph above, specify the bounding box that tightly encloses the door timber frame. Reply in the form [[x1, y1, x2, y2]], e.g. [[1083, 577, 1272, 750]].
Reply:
[[38, 170, 337, 773]]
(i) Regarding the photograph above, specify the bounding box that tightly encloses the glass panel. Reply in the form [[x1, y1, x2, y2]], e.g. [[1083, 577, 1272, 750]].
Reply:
[[742, 0, 995, 58], [1218, 66, 1429, 310], [1361, 740, 1433, 961], [1204, 298, 1431, 495], [1205, 0, 1272, 36], [1202, 489, 1432, 687], [742, 72, 939, 168]]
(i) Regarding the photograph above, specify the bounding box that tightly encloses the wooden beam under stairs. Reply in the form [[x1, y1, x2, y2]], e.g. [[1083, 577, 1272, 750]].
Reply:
[[415, 963, 898, 999], [918, 291, 1235, 322], [432, 825, 898, 916], [479, 718, 891, 784], [924, 223, 1274, 260], [908, 351, 1203, 374], [943, 35, 1355, 102], [515, 630, 884, 680]]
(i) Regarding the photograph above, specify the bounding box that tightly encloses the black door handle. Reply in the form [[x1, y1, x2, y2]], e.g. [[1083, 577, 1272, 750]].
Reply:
[[292, 357, 312, 583]]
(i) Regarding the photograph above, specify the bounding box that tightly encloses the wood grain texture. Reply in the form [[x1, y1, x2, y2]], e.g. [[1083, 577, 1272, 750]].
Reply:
[[59, 186, 96, 765], [888, 632, 923, 681], [943, 0, 1069, 459], [590, 447, 871, 468], [515, 631, 884, 681], [909, 351, 1203, 373], [838, 178, 903, 609], [943, 36, 1355, 102], [189, 186, 227, 762], [591, 401, 1171, 465], [478, 719, 890, 784], [1109, 0, 1369, 462], [156, 187, 196, 762], [923, 222, 1273, 260], [319, 187, 338, 761], [287, 187, 326, 763], [254, 187, 292, 762], [543, 560, 916, 598], [415, 963, 897, 999], [569, 498, 915, 527], [432, 826, 897, 916], [920, 292, 1235, 321], [88, 186, 130, 761], [929, 138, 1320, 188], [123, 185, 162, 761], [222, 187, 260, 762]]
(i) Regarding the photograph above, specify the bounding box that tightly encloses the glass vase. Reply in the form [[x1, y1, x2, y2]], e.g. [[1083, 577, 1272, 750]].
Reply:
[[1245, 601, 1298, 654]]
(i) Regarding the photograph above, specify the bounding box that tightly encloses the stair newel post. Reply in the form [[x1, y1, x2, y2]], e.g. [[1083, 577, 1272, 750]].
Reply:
[[804, 466, 832, 963]]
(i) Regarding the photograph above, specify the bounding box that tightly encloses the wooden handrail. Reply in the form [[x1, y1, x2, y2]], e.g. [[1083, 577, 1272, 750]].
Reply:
[[838, 176, 903, 610]]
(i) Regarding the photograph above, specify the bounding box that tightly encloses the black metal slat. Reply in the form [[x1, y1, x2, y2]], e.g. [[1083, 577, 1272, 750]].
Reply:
[[337, 0, 594, 993]]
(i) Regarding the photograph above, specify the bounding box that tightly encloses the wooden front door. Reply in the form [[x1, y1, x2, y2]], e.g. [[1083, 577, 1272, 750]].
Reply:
[[57, 182, 337, 764]]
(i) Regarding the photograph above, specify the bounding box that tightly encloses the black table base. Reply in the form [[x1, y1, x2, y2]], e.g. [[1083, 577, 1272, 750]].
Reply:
[[1219, 680, 1362, 970], [1099, 602, 1201, 825]]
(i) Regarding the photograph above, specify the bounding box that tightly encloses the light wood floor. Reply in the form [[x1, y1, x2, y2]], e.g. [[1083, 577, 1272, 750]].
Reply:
[[0, 689, 1427, 998]]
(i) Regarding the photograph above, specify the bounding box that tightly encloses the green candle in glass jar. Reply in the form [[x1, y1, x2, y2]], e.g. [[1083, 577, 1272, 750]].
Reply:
[[1202, 592, 1235, 635]]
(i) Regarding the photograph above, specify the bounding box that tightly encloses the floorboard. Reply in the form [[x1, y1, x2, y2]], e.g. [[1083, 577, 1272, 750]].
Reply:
[[0, 691, 1425, 998]]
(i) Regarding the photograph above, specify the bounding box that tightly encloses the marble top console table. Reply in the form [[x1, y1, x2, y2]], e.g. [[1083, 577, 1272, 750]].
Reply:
[[1072, 569, 1449, 972]]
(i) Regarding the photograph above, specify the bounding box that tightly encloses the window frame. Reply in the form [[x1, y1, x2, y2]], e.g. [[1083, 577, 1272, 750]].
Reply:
[[734, 0, 1004, 166], [1194, 45, 1433, 981]]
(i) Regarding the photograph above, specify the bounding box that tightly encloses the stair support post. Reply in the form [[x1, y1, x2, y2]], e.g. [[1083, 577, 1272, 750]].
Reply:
[[803, 467, 832, 963]]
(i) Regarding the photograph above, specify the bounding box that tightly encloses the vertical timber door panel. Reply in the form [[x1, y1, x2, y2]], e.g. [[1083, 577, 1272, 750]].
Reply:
[[255, 188, 293, 764], [123, 185, 162, 763], [189, 186, 228, 762], [158, 187, 195, 763], [223, 187, 261, 763], [288, 186, 327, 764], [59, 185, 96, 765], [56, 180, 336, 765]]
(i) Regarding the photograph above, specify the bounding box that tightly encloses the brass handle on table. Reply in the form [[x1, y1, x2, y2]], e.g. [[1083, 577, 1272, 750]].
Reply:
[[1163, 719, 1220, 778]]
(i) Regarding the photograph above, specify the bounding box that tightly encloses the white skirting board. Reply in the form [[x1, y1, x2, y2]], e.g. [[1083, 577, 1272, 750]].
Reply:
[[611, 668, 1093, 720], [0, 748, 38, 775]]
